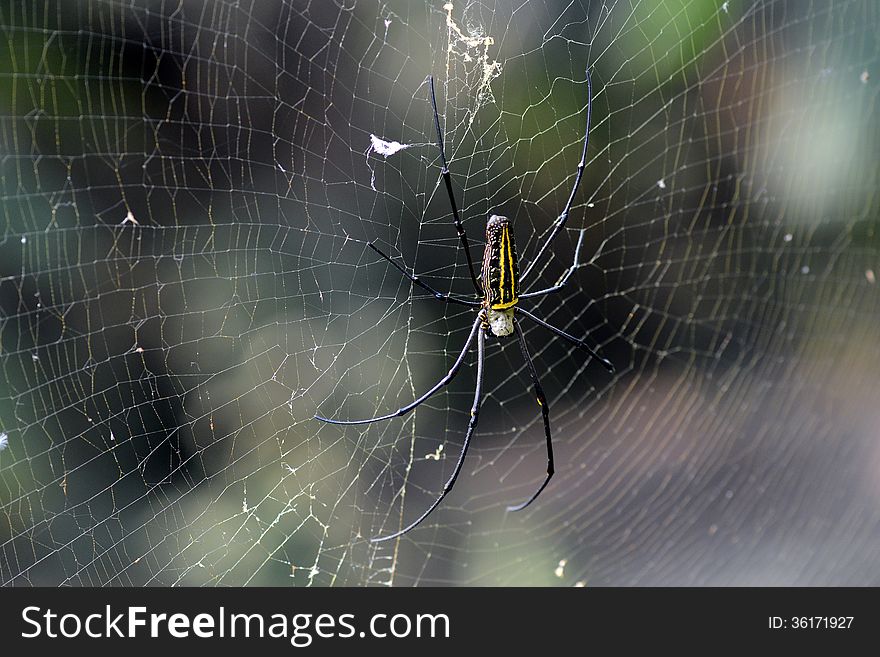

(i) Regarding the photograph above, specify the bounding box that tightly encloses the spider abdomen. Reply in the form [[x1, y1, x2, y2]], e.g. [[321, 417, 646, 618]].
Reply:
[[482, 214, 519, 317]]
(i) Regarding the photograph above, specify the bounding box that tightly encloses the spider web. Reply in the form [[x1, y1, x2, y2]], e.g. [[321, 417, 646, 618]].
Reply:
[[1, 0, 879, 586]]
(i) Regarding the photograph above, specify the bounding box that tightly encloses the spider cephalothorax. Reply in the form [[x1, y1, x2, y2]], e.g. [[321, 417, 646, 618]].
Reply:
[[316, 65, 614, 543]]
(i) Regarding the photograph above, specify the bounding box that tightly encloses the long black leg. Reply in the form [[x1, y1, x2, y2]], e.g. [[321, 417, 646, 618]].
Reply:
[[517, 307, 614, 373], [368, 242, 480, 307], [429, 75, 483, 296], [315, 314, 483, 425], [519, 231, 586, 299], [507, 318, 553, 512], [372, 321, 486, 542], [521, 64, 593, 282], [519, 287, 566, 299]]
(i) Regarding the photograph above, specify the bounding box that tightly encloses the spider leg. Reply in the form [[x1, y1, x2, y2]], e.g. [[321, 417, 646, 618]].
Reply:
[[521, 63, 592, 283], [372, 322, 485, 542], [518, 266, 576, 299], [429, 75, 483, 297], [519, 231, 585, 299], [368, 242, 480, 307], [519, 286, 567, 299], [507, 318, 553, 512], [517, 307, 614, 373], [315, 313, 483, 425]]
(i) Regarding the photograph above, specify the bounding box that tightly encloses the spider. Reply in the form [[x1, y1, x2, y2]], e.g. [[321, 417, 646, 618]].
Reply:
[[316, 64, 614, 542]]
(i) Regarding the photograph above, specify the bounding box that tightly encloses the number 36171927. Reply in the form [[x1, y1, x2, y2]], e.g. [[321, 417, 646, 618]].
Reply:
[[769, 616, 853, 629]]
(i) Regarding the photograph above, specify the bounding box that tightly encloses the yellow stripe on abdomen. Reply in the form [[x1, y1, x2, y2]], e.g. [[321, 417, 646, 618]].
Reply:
[[491, 225, 518, 310], [498, 224, 506, 305], [505, 227, 517, 302]]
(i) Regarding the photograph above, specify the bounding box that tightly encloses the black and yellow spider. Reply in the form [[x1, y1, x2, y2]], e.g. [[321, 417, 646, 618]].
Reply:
[[316, 64, 613, 542]]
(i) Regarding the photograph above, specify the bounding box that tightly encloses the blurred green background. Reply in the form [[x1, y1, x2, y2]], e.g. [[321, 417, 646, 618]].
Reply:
[[1, 0, 879, 585]]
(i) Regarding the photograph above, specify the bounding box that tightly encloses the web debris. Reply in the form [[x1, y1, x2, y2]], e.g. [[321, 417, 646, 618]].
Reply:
[[366, 134, 416, 191], [555, 559, 567, 578], [443, 2, 502, 131], [368, 134, 412, 157], [121, 210, 140, 226]]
